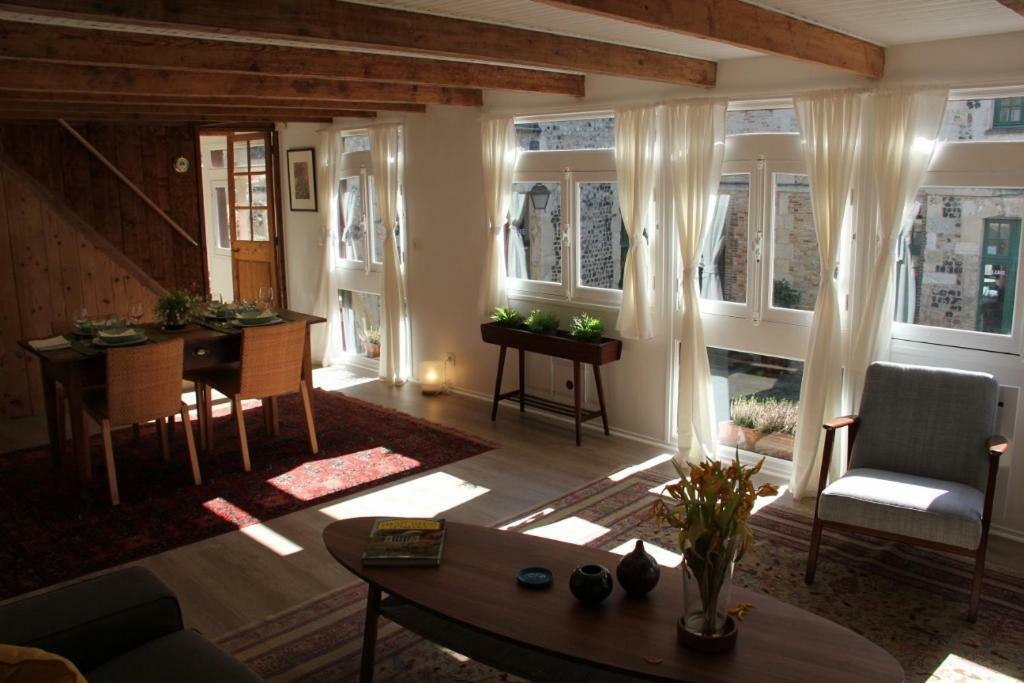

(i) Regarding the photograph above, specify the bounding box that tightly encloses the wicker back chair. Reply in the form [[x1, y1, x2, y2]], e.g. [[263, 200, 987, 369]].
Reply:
[[83, 339, 201, 506], [188, 321, 318, 472]]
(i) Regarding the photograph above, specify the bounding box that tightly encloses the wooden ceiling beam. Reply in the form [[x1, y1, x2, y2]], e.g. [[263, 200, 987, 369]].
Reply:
[[537, 0, 884, 78], [0, 91, 428, 112], [0, 101, 378, 120], [0, 20, 585, 96], [0, 111, 335, 123], [995, 0, 1024, 15], [0, 0, 716, 86], [0, 61, 483, 105]]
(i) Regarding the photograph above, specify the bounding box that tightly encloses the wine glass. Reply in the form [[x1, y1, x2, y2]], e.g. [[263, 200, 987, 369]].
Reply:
[[75, 307, 90, 333], [258, 286, 275, 310], [128, 302, 144, 327]]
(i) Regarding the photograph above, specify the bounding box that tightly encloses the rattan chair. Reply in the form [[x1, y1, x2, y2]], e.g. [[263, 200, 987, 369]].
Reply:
[[83, 338, 201, 506], [188, 321, 318, 472]]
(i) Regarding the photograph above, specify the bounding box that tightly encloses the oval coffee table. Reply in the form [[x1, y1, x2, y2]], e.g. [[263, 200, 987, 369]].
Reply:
[[324, 517, 904, 682]]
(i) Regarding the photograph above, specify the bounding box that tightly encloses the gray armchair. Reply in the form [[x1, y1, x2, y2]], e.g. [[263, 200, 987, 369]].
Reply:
[[805, 361, 1007, 622]]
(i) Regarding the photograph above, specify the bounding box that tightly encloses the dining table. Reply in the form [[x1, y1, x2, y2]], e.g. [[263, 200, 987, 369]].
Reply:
[[18, 309, 326, 487]]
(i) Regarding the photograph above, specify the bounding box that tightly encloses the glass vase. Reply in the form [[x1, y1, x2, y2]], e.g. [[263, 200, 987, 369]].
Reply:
[[680, 533, 740, 638]]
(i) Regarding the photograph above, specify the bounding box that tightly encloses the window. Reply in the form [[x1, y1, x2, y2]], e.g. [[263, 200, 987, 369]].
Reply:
[[979, 218, 1020, 334], [577, 182, 626, 290], [515, 117, 614, 151], [700, 174, 749, 304], [338, 289, 381, 359], [771, 174, 818, 312], [335, 147, 389, 267], [338, 175, 365, 262], [993, 98, 1024, 131], [726, 107, 799, 136], [507, 181, 562, 284], [213, 185, 230, 250], [941, 98, 1024, 140], [231, 137, 269, 242], [209, 149, 226, 169], [343, 134, 371, 153]]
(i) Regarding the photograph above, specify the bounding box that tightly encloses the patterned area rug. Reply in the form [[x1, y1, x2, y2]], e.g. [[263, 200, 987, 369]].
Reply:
[[0, 389, 495, 600], [220, 469, 1024, 682]]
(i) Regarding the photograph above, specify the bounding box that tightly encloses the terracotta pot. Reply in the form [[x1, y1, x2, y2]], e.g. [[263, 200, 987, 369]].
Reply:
[[364, 341, 381, 358], [718, 421, 764, 451]]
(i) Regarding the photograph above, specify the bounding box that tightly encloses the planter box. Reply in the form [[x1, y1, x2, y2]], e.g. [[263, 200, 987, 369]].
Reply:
[[718, 421, 794, 462], [480, 323, 622, 365]]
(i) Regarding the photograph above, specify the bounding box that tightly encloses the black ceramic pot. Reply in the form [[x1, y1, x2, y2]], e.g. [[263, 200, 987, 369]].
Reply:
[[616, 540, 660, 597], [569, 564, 613, 604]]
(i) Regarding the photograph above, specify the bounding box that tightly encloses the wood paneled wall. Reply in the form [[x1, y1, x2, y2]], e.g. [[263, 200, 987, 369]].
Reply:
[[0, 122, 204, 294], [0, 156, 163, 418]]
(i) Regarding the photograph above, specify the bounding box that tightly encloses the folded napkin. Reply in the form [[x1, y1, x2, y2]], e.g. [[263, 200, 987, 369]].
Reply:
[[98, 328, 140, 339], [29, 336, 72, 351]]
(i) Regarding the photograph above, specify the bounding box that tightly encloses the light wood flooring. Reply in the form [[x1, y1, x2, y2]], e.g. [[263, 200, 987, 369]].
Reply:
[[1, 366, 1022, 642]]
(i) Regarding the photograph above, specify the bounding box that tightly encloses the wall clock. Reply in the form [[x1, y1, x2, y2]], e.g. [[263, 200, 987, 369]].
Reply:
[[173, 156, 190, 174]]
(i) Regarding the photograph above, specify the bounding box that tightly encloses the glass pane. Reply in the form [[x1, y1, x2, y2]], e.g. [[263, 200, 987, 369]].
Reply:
[[235, 209, 251, 241], [233, 141, 248, 170], [515, 117, 614, 151], [343, 134, 371, 154], [338, 289, 381, 358], [369, 176, 387, 264], [251, 209, 269, 242], [251, 174, 268, 207], [941, 98, 1024, 141], [578, 181, 626, 290], [508, 181, 562, 284], [897, 187, 1024, 335], [338, 176, 364, 261], [726, 108, 799, 136], [701, 173, 750, 304], [234, 175, 250, 207], [772, 173, 819, 312], [709, 347, 804, 462], [249, 140, 266, 171], [209, 149, 226, 169], [214, 186, 230, 250]]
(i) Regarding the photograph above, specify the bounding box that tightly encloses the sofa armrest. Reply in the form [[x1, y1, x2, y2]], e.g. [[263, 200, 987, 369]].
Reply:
[[0, 566, 183, 673], [987, 435, 1009, 458]]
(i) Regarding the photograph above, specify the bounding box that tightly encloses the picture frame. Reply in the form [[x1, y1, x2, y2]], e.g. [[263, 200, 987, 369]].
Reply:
[[286, 147, 317, 212]]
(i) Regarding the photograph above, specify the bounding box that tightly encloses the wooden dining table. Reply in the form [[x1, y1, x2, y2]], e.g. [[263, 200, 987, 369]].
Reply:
[[18, 309, 325, 487]]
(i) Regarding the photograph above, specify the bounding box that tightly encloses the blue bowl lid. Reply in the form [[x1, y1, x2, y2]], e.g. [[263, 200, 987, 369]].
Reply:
[[516, 566, 553, 589]]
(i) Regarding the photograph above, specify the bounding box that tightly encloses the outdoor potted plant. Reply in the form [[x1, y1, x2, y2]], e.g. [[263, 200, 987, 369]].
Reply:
[[525, 309, 559, 334], [568, 312, 604, 341], [362, 326, 381, 358], [154, 290, 197, 330], [654, 453, 778, 653], [719, 396, 798, 460]]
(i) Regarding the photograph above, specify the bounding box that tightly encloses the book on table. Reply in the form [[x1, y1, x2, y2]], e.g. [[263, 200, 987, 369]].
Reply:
[[362, 518, 446, 566]]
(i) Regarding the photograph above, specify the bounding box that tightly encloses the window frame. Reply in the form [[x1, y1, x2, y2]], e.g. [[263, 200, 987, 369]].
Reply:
[[211, 181, 231, 254], [993, 97, 1024, 131], [335, 149, 384, 274]]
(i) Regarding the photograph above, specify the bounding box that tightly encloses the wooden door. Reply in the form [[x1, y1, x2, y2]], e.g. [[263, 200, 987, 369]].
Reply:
[[227, 131, 278, 302]]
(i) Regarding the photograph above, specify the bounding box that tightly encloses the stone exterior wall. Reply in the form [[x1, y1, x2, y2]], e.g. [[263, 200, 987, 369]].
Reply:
[[725, 108, 799, 136], [941, 99, 1024, 141], [772, 175, 819, 311], [578, 182, 623, 289], [720, 179, 749, 303], [516, 118, 615, 151]]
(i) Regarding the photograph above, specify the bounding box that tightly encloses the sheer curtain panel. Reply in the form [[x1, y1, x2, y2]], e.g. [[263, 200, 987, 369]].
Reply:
[[665, 100, 726, 464], [479, 117, 519, 314], [790, 90, 865, 499], [312, 131, 344, 367], [614, 106, 658, 340], [370, 124, 409, 385]]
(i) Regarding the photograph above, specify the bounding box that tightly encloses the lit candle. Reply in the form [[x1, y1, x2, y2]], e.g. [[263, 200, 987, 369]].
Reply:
[[419, 360, 444, 395]]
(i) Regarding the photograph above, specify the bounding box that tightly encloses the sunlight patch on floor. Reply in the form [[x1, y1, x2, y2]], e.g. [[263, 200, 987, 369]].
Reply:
[[524, 516, 609, 545], [318, 471, 489, 520], [608, 537, 682, 568], [929, 653, 1021, 682], [753, 484, 787, 514], [313, 366, 379, 391], [202, 498, 304, 556], [499, 507, 556, 531], [607, 453, 675, 482]]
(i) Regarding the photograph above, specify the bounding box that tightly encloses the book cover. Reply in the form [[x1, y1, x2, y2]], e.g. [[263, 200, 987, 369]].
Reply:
[[362, 517, 446, 566]]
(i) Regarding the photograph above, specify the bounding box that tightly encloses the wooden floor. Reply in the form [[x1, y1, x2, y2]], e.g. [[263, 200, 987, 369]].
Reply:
[[1, 366, 1022, 643]]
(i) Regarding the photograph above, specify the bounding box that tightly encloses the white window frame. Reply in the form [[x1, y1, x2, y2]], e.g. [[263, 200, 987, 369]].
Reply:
[[211, 181, 231, 254], [336, 149, 385, 274], [507, 171, 569, 300]]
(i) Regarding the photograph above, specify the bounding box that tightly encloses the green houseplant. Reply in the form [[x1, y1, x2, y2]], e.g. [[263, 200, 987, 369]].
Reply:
[[154, 290, 197, 330], [569, 313, 604, 341], [490, 307, 524, 328], [525, 309, 559, 334]]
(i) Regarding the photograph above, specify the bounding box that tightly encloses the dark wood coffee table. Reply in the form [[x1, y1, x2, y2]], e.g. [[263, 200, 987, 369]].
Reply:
[[323, 518, 904, 683]]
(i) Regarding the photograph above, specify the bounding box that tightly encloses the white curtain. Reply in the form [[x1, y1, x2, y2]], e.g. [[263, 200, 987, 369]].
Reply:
[[312, 131, 345, 368], [615, 106, 659, 340], [700, 194, 730, 300], [479, 117, 519, 313], [370, 124, 408, 385], [789, 90, 865, 499], [665, 100, 727, 464], [507, 190, 529, 280], [894, 201, 921, 324], [847, 90, 947, 408]]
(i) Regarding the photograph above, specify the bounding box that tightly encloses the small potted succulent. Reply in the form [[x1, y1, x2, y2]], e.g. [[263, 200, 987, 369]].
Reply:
[[490, 306, 525, 328], [569, 312, 604, 342], [154, 290, 197, 330], [525, 309, 559, 334], [362, 326, 381, 358]]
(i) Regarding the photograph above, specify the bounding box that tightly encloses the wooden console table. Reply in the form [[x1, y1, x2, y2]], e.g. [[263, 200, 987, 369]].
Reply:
[[480, 322, 623, 445]]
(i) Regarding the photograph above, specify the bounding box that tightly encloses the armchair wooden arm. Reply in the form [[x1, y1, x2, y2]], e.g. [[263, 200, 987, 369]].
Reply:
[[816, 415, 860, 496], [987, 435, 1009, 457], [824, 415, 859, 431]]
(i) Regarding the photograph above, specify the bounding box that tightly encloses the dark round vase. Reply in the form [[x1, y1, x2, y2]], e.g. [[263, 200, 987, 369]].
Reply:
[[569, 564, 613, 604], [615, 540, 660, 597]]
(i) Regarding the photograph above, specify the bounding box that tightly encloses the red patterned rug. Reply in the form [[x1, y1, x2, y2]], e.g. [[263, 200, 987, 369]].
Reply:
[[0, 389, 496, 600]]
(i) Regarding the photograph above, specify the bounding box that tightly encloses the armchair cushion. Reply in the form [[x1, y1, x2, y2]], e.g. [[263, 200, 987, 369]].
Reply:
[[818, 468, 985, 550], [86, 630, 261, 683]]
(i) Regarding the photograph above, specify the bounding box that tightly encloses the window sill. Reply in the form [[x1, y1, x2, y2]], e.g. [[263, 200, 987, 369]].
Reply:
[[507, 289, 621, 313]]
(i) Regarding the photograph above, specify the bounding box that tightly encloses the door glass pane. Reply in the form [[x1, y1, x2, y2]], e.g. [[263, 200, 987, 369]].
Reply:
[[209, 148, 226, 169], [897, 187, 1024, 334], [701, 173, 750, 304], [343, 134, 371, 154], [251, 174, 268, 207], [233, 141, 248, 170], [708, 347, 804, 462], [369, 176, 387, 264], [578, 182, 626, 290], [772, 173, 819, 311], [234, 175, 250, 207], [338, 176, 364, 261], [249, 140, 266, 171], [235, 209, 252, 241], [508, 181, 562, 283], [214, 186, 230, 250], [251, 209, 269, 242], [338, 289, 381, 359]]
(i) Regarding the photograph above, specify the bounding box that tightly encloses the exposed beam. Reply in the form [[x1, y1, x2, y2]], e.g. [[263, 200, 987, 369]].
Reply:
[[0, 20, 585, 96], [0, 61, 483, 105], [995, 0, 1024, 15], [0, 0, 716, 86], [537, 0, 884, 79], [0, 101, 378, 120], [0, 111, 335, 124], [0, 91, 428, 113]]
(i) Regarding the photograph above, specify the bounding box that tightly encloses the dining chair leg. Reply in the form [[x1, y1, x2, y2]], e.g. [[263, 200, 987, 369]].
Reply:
[[157, 417, 170, 462], [270, 396, 279, 436], [300, 380, 319, 455], [194, 382, 207, 452], [180, 403, 202, 486], [263, 397, 274, 436], [132, 423, 141, 440], [101, 419, 119, 506], [234, 395, 251, 472], [203, 384, 214, 452]]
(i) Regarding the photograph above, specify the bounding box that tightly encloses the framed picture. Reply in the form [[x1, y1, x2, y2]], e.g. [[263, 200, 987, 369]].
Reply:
[[286, 148, 317, 212]]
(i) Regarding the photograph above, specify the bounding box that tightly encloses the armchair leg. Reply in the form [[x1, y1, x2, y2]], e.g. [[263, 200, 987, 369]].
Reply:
[[180, 403, 202, 486], [234, 395, 251, 472], [805, 517, 824, 584], [968, 544, 988, 623]]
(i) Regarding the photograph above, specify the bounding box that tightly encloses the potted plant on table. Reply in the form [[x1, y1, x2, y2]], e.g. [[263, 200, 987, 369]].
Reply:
[[568, 313, 604, 341], [653, 453, 778, 653], [490, 307, 524, 328], [525, 309, 559, 334], [362, 326, 381, 358], [154, 290, 198, 330]]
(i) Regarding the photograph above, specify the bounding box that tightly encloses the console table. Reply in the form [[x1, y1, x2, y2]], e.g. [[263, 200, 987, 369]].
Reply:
[[480, 322, 623, 445]]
